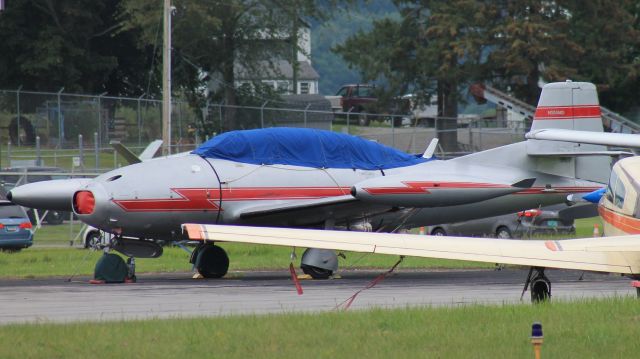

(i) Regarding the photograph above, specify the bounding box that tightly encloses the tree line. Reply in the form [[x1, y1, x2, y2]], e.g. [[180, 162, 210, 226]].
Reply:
[[0, 1, 638, 134]]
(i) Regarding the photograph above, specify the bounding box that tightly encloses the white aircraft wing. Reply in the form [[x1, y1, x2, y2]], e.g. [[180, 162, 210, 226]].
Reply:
[[526, 129, 640, 148], [182, 224, 640, 274]]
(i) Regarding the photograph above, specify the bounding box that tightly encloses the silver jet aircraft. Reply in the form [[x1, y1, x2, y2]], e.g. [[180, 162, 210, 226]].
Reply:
[[8, 81, 614, 279]]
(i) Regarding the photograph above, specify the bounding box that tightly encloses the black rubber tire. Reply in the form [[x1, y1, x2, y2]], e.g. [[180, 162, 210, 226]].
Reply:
[[495, 226, 512, 239], [195, 245, 229, 278], [431, 228, 447, 236], [531, 279, 551, 303], [301, 264, 332, 279], [85, 231, 102, 249], [356, 108, 370, 126]]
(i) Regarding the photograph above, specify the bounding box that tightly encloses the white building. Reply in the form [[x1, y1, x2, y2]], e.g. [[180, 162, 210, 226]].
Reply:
[[235, 25, 319, 95]]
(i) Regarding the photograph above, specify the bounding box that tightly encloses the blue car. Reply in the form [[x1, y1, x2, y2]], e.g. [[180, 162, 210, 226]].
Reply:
[[0, 200, 33, 250]]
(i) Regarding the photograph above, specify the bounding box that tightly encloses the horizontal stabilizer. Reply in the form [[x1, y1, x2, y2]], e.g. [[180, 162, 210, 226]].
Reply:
[[526, 129, 640, 148]]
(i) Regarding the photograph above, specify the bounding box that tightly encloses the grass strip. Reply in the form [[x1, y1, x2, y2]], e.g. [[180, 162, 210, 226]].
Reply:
[[0, 217, 603, 278], [0, 297, 637, 358]]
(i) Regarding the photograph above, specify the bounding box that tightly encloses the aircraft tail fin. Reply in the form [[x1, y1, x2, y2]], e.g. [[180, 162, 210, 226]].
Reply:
[[110, 139, 163, 164], [454, 81, 611, 183], [526, 81, 610, 183]]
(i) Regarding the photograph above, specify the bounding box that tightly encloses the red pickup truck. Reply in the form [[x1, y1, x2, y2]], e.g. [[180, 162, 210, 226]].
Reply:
[[333, 84, 406, 126]]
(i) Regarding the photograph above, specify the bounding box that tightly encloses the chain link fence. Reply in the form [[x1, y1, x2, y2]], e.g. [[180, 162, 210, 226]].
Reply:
[[0, 89, 528, 170]]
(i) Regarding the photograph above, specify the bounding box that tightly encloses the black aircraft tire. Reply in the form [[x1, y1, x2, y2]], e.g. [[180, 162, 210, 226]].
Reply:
[[85, 231, 101, 249], [530, 279, 551, 303], [301, 264, 332, 280], [431, 228, 446, 236], [195, 245, 229, 279]]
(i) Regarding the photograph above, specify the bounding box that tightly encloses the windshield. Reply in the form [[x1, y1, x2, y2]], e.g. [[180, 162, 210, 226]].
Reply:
[[0, 203, 27, 218]]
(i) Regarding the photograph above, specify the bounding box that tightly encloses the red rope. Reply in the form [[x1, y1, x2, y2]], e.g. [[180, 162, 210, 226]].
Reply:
[[335, 256, 404, 311], [289, 263, 304, 295]]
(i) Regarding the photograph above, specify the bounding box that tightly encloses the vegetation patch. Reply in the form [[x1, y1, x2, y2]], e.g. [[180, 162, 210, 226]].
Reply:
[[0, 297, 637, 358]]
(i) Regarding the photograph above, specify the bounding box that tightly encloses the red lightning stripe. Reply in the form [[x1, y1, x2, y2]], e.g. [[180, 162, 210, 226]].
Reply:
[[113, 187, 351, 212], [514, 187, 601, 195], [534, 105, 601, 120], [113, 188, 221, 212], [363, 182, 510, 195]]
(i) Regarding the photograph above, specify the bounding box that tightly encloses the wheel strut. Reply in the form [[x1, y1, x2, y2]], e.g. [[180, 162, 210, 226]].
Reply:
[[521, 267, 551, 303]]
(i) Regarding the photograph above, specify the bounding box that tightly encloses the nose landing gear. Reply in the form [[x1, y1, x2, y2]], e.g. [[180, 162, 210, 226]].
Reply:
[[191, 244, 230, 278]]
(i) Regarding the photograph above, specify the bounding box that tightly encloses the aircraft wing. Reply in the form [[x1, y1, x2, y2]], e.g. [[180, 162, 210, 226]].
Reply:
[[526, 129, 640, 148], [182, 224, 640, 275], [237, 195, 358, 219]]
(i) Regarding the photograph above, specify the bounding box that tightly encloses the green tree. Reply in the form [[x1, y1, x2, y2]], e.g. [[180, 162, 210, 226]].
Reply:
[[121, 0, 350, 131], [487, 1, 583, 105], [0, 0, 151, 96], [336, 0, 493, 151], [564, 0, 640, 111]]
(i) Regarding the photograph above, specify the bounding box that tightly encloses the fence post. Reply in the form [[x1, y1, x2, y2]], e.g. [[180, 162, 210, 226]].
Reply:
[[7, 142, 11, 166], [78, 134, 84, 170], [35, 136, 41, 166], [57, 87, 65, 149], [391, 115, 396, 148], [347, 107, 354, 134], [97, 92, 107, 146], [16, 85, 22, 147], [218, 100, 224, 133], [137, 93, 145, 147], [94, 132, 99, 171], [260, 101, 268, 128], [304, 104, 311, 128]]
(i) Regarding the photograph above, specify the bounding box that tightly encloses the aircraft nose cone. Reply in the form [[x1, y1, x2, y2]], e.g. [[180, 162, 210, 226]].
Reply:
[[7, 179, 92, 211]]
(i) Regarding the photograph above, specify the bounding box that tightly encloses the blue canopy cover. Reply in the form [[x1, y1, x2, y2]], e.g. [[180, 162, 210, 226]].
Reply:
[[192, 127, 428, 170]]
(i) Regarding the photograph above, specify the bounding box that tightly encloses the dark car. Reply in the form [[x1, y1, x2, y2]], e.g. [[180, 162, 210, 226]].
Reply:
[[425, 205, 586, 239], [0, 166, 70, 225], [0, 200, 33, 250]]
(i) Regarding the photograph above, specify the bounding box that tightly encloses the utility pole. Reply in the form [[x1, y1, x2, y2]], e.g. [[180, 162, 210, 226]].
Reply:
[[162, 0, 172, 155]]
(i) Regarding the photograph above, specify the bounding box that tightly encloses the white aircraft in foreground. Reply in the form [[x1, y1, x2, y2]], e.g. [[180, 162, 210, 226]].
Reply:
[[182, 109, 640, 302]]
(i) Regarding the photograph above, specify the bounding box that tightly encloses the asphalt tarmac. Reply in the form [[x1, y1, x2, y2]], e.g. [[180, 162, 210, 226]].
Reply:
[[0, 268, 634, 325]]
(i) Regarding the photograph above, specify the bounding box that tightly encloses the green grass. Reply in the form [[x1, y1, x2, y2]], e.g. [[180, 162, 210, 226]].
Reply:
[[4, 146, 132, 171], [0, 216, 601, 279], [0, 297, 638, 358]]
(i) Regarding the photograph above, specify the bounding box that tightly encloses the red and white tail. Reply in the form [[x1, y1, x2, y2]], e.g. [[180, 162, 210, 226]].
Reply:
[[527, 81, 610, 183], [530, 81, 603, 133]]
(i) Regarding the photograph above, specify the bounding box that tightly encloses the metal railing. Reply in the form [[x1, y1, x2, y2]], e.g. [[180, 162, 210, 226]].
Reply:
[[1, 88, 538, 169]]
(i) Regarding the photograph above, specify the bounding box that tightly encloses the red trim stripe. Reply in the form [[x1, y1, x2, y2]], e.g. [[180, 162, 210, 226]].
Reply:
[[113, 187, 351, 212], [364, 181, 509, 195], [514, 187, 600, 195], [598, 205, 640, 235], [534, 105, 601, 120]]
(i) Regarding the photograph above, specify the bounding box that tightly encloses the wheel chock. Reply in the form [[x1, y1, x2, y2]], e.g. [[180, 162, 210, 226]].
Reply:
[[192, 273, 205, 279], [89, 279, 106, 285], [296, 274, 313, 280], [331, 274, 342, 279]]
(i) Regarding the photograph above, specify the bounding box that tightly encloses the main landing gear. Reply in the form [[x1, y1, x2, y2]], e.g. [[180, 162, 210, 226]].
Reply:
[[92, 235, 162, 283], [191, 243, 230, 278], [521, 267, 551, 303], [300, 248, 339, 279]]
